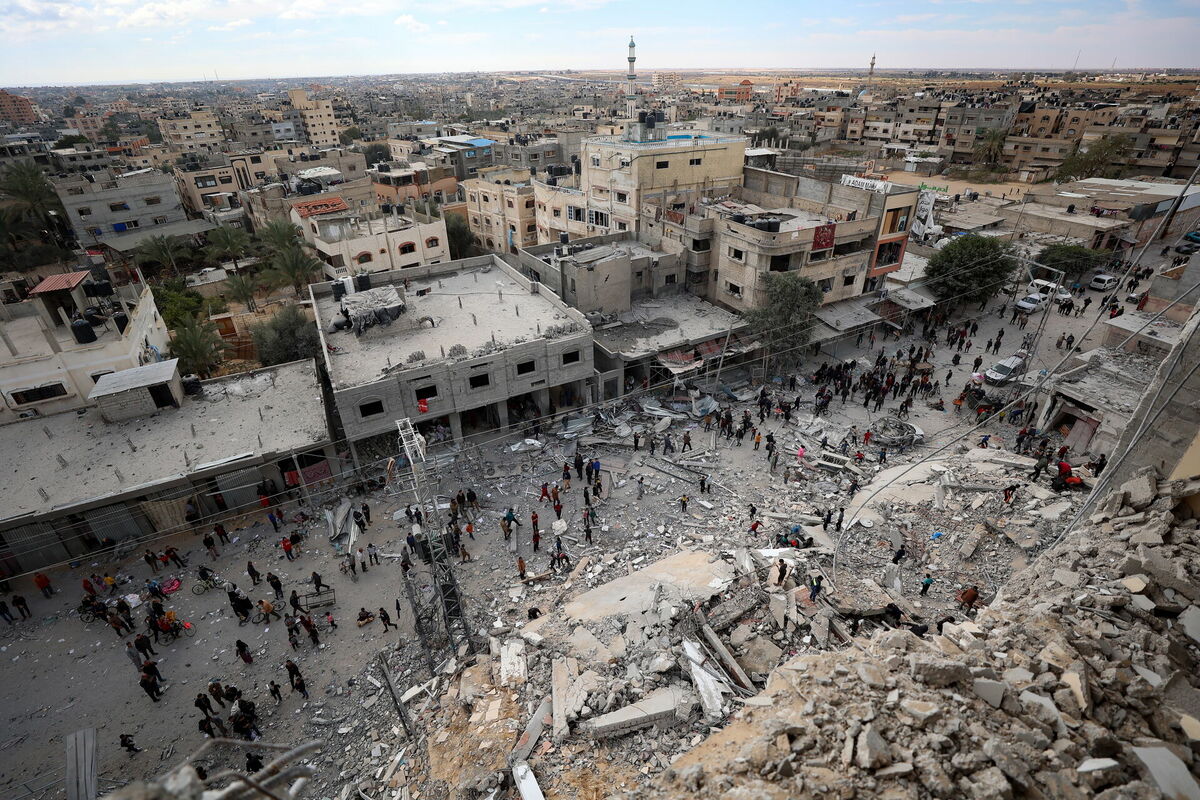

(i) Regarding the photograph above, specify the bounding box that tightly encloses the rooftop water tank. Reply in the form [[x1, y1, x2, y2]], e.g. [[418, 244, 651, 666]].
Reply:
[[71, 318, 97, 344], [112, 310, 129, 334]]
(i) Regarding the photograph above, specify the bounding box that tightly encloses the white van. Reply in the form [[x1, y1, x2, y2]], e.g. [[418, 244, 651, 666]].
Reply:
[[1028, 279, 1072, 303], [1089, 274, 1120, 291]]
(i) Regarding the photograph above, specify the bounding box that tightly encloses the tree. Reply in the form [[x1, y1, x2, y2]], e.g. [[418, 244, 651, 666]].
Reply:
[[926, 235, 1017, 306], [267, 247, 323, 297], [0, 162, 62, 225], [152, 278, 206, 328], [973, 128, 1008, 167], [445, 213, 479, 259], [1035, 244, 1109, 279], [360, 143, 390, 167], [53, 134, 90, 149], [743, 272, 823, 370], [223, 272, 261, 312], [251, 305, 321, 366], [1055, 135, 1132, 181], [169, 314, 227, 378], [62, 105, 77, 119], [339, 126, 363, 145], [99, 120, 121, 141], [135, 234, 189, 277], [205, 225, 251, 270], [256, 219, 303, 253]]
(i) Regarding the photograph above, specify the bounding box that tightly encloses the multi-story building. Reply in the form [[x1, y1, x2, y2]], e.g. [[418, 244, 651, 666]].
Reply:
[[290, 201, 449, 279], [718, 81, 754, 103], [49, 144, 115, 174], [0, 90, 38, 125], [533, 178, 590, 244], [938, 104, 1016, 163], [284, 90, 339, 148], [68, 112, 111, 143], [0, 138, 51, 171], [229, 114, 278, 149], [241, 178, 377, 233], [55, 168, 187, 244], [310, 256, 594, 461], [464, 167, 537, 254], [0, 277, 170, 422], [577, 115, 748, 235], [492, 135, 569, 173], [369, 161, 459, 207], [158, 109, 224, 154], [426, 135, 496, 180], [388, 120, 443, 139]]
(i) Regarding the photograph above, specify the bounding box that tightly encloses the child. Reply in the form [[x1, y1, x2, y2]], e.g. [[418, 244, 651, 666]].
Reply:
[[324, 611, 337, 630]]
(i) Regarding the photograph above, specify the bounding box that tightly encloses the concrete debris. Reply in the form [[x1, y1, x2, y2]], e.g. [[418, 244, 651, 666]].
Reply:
[[580, 685, 694, 739]]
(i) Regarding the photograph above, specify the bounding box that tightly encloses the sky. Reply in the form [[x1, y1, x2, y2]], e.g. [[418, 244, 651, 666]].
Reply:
[[1, 0, 1198, 86]]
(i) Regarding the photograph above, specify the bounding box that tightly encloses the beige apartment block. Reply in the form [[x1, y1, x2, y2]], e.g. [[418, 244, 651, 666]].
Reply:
[[286, 89, 340, 148], [157, 109, 223, 154], [464, 167, 537, 254]]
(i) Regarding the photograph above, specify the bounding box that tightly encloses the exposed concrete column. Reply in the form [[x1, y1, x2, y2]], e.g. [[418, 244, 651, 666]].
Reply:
[[496, 399, 510, 431], [534, 388, 550, 416], [449, 412, 464, 443]]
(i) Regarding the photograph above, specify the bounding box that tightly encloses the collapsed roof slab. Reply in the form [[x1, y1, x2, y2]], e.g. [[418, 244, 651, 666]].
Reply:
[[563, 549, 736, 624]]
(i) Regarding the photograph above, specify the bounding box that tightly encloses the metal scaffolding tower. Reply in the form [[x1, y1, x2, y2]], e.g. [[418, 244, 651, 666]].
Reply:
[[396, 419, 475, 657]]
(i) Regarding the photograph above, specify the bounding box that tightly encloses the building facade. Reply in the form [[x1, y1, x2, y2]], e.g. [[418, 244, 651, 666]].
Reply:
[[55, 168, 187, 244]]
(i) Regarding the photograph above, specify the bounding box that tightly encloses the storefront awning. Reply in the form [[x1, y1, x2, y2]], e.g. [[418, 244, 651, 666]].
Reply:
[[883, 286, 936, 311], [656, 335, 758, 374]]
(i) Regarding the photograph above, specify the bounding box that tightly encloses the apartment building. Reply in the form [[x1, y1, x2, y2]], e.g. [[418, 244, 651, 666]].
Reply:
[[0, 277, 170, 423], [492, 135, 569, 173], [310, 256, 594, 461], [158, 109, 223, 154], [0, 90, 38, 125], [49, 145, 115, 174], [284, 90, 340, 148], [938, 104, 1016, 162], [241, 178, 376, 232], [290, 200, 449, 279], [55, 168, 187, 244], [717, 81, 754, 103], [577, 114, 748, 236], [425, 135, 496, 180], [68, 112, 111, 143], [534, 178, 591, 244], [464, 167, 537, 254], [369, 161, 459, 206]]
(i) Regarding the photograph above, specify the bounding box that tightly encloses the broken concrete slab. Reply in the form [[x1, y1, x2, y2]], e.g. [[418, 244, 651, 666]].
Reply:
[[551, 660, 571, 742], [1076, 758, 1118, 773], [1131, 745, 1200, 800], [512, 760, 546, 800], [1179, 605, 1200, 645], [973, 678, 1008, 709], [855, 725, 891, 769], [1121, 472, 1158, 510], [580, 685, 694, 739], [510, 696, 552, 763], [567, 626, 614, 663], [682, 640, 726, 720], [738, 636, 783, 675], [564, 550, 735, 623], [500, 639, 528, 685]]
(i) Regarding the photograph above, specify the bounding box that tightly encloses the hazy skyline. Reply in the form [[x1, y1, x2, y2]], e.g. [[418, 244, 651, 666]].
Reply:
[[2, 0, 1199, 86]]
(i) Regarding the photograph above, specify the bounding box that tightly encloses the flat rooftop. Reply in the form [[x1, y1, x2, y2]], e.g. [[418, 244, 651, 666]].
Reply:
[[710, 200, 835, 233], [1103, 310, 1182, 347], [1016, 202, 1132, 230], [2, 308, 129, 359], [554, 240, 659, 266], [593, 293, 743, 358], [316, 262, 586, 390], [0, 360, 328, 522], [1047, 177, 1200, 207], [1057, 348, 1156, 413]]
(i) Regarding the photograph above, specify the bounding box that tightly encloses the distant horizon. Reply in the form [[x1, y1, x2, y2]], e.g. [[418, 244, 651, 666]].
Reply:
[[3, 0, 1198, 86], [8, 65, 1200, 92]]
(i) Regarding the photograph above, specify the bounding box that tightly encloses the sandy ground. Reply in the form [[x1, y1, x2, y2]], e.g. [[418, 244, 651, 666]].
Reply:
[[0, 268, 1123, 798]]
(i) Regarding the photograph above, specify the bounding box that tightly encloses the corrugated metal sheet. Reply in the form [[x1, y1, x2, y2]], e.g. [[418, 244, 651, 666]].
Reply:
[[29, 271, 91, 294]]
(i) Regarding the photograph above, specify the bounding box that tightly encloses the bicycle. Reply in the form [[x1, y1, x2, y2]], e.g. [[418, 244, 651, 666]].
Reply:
[[159, 620, 197, 642], [191, 577, 226, 595], [339, 561, 359, 583]]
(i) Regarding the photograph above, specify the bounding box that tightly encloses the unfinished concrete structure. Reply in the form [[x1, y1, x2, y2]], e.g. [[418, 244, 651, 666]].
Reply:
[[0, 359, 333, 575], [290, 202, 449, 279], [311, 256, 593, 466], [0, 276, 170, 423]]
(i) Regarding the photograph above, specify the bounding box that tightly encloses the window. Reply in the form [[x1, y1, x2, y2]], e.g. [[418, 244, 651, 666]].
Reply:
[[588, 210, 609, 227], [399, 242, 416, 255], [219, 176, 234, 184], [415, 385, 438, 401], [553, 209, 562, 218], [108, 202, 130, 212], [358, 399, 385, 418], [516, 360, 536, 375], [616, 192, 627, 203], [153, 215, 168, 225], [617, 221, 628, 232], [250, 155, 262, 164], [195, 176, 218, 188], [77, 207, 92, 217], [468, 193, 477, 202], [425, 237, 439, 248], [144, 196, 161, 205], [468, 373, 490, 389], [10, 384, 68, 405], [525, 199, 534, 209], [506, 199, 514, 208], [818, 278, 833, 292], [562, 350, 581, 365], [656, 160, 669, 169], [116, 219, 139, 230], [526, 223, 535, 233], [665, 274, 677, 285], [591, 156, 600, 167], [725, 281, 742, 297], [692, 238, 709, 252], [689, 157, 702, 166], [566, 206, 584, 222], [729, 247, 744, 261], [842, 274, 856, 287], [356, 252, 373, 264], [877, 241, 903, 267]]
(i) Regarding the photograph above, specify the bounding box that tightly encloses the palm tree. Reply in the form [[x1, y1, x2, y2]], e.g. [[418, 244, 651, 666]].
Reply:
[[267, 247, 323, 297], [0, 162, 62, 224], [0, 207, 32, 254], [136, 234, 189, 276], [224, 272, 260, 313], [169, 314, 227, 378], [205, 225, 251, 270], [256, 219, 303, 253], [973, 128, 1008, 168]]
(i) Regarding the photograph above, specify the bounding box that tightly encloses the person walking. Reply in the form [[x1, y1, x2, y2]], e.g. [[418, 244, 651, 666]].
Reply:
[[289, 590, 303, 615], [119, 734, 142, 754], [267, 572, 283, 600], [531, 528, 541, 553], [247, 561, 261, 586], [311, 571, 328, 593], [139, 672, 162, 702], [165, 546, 186, 568], [134, 632, 157, 658], [141, 658, 165, 684], [108, 610, 132, 638], [293, 675, 309, 700], [920, 574, 933, 596], [34, 572, 53, 598], [775, 559, 789, 586], [1030, 453, 1050, 482], [12, 595, 30, 619], [203, 533, 219, 561], [300, 614, 320, 646], [285, 659, 303, 690], [195, 692, 216, 718], [822, 508, 833, 531], [367, 543, 381, 566], [208, 681, 227, 708], [236, 639, 253, 664], [353, 509, 367, 534], [268, 511, 281, 533], [359, 548, 369, 574], [144, 550, 160, 574], [361, 502, 372, 525], [517, 557, 527, 580], [214, 523, 230, 545], [553, 501, 563, 520], [125, 642, 142, 670], [281, 536, 294, 561], [269, 681, 283, 704], [836, 508, 845, 531], [679, 494, 689, 513], [892, 545, 906, 565], [637, 476, 645, 499], [808, 575, 824, 603], [378, 608, 396, 632]]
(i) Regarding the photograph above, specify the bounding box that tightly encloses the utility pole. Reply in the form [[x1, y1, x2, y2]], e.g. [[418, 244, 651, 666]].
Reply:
[[396, 419, 475, 657], [398, 568, 437, 676]]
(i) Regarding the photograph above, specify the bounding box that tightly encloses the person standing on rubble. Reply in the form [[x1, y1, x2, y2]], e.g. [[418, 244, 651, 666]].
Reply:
[[822, 509, 833, 531], [921, 574, 934, 596], [539, 482, 550, 503], [633, 432, 641, 450], [682, 432, 692, 453], [637, 476, 645, 499], [808, 575, 824, 603], [561, 463, 572, 490], [836, 508, 845, 531], [679, 495, 689, 513], [775, 560, 788, 585], [576, 453, 587, 481], [517, 557, 527, 580], [1030, 453, 1051, 482]]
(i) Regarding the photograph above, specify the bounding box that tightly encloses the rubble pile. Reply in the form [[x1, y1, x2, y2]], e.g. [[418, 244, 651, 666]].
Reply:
[[631, 468, 1200, 800]]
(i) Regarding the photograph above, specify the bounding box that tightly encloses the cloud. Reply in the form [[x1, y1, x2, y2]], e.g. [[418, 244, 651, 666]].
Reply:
[[394, 13, 430, 31], [209, 17, 253, 30]]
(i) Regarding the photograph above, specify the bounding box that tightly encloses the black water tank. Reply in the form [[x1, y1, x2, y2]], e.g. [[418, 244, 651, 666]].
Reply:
[[331, 280, 347, 300], [646, 117, 656, 129], [112, 310, 129, 333], [355, 274, 372, 292], [83, 306, 105, 325], [381, 203, 393, 214], [559, 232, 569, 245], [182, 375, 202, 395], [71, 318, 97, 344], [547, 177, 557, 186], [767, 218, 781, 233], [732, 214, 746, 224], [83, 281, 99, 297], [638, 111, 647, 122], [93, 280, 112, 297]]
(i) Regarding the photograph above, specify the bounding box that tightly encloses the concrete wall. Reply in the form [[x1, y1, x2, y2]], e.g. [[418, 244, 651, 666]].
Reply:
[[57, 172, 186, 242]]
